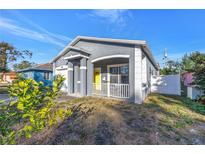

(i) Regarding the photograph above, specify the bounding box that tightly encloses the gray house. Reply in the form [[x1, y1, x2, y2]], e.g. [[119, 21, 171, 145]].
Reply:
[[52, 36, 158, 103]]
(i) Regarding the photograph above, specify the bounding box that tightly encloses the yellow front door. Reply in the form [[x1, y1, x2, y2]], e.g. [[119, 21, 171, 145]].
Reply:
[[94, 68, 101, 90]]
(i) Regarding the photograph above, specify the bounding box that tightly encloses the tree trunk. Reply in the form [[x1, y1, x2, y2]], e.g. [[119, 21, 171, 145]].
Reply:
[[0, 50, 7, 72]]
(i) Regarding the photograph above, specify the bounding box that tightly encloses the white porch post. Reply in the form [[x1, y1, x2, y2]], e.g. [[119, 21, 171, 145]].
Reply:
[[134, 46, 143, 104], [107, 66, 110, 97]]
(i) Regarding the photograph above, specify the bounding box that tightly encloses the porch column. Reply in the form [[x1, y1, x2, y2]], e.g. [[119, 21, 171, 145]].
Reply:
[[67, 62, 74, 94], [74, 64, 79, 94], [129, 56, 135, 102], [80, 58, 87, 96], [87, 60, 93, 96], [52, 62, 56, 77], [134, 46, 143, 104]]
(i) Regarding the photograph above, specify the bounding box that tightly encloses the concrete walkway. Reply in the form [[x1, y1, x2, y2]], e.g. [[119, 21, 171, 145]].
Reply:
[[0, 93, 76, 105], [0, 94, 11, 106], [0, 94, 10, 101]]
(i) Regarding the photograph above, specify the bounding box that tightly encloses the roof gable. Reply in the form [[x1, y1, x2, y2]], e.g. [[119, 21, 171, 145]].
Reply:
[[52, 36, 158, 69]]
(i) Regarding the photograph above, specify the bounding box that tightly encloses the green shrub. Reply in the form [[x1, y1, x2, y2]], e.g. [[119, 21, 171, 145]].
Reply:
[[0, 75, 72, 144]]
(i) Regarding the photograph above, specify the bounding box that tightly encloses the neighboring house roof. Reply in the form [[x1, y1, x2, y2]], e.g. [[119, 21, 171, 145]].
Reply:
[[52, 36, 159, 70], [17, 63, 53, 72]]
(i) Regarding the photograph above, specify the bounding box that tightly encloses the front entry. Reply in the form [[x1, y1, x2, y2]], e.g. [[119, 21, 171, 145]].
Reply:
[[94, 68, 101, 90]]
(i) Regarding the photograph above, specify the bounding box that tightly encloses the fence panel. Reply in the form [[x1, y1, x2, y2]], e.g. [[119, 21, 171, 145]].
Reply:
[[151, 74, 181, 95]]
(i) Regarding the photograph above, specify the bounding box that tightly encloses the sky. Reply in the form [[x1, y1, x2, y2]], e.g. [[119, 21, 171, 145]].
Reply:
[[1, 9, 205, 67]]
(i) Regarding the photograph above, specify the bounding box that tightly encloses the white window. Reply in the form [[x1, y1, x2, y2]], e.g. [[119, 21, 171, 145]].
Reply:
[[109, 64, 129, 84], [44, 72, 50, 80]]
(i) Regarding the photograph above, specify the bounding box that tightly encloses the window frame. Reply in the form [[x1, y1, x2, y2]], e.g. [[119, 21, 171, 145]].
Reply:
[[44, 72, 50, 80], [107, 63, 129, 84]]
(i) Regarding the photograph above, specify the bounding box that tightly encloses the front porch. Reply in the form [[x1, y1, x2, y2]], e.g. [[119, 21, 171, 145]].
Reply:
[[58, 52, 140, 102], [91, 58, 131, 99]]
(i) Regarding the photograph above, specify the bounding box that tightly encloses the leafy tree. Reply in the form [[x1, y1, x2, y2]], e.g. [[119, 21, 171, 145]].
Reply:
[[181, 54, 195, 72], [0, 75, 72, 144], [0, 42, 32, 72], [188, 52, 205, 94], [13, 60, 36, 71], [160, 60, 181, 75], [180, 51, 205, 100]]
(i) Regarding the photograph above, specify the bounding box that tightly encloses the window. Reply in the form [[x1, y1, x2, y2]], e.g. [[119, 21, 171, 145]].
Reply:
[[120, 65, 129, 84], [109, 64, 129, 84], [44, 72, 50, 80], [29, 72, 32, 78], [110, 67, 119, 83], [149, 67, 152, 75]]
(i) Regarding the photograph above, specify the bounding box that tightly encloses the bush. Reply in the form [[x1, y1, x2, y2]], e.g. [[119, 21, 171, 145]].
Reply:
[[0, 75, 72, 144]]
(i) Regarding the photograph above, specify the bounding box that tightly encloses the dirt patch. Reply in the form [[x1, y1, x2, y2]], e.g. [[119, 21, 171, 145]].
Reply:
[[18, 94, 205, 145], [95, 121, 116, 144]]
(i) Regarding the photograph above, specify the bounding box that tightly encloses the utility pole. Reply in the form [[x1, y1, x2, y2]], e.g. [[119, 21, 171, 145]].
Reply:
[[162, 48, 168, 68]]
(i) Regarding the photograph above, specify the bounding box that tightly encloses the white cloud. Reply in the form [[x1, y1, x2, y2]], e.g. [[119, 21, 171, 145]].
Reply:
[[8, 10, 72, 42], [89, 10, 128, 26], [0, 17, 71, 47]]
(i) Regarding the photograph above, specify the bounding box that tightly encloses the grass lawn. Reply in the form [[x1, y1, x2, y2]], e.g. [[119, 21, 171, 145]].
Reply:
[[19, 94, 205, 145]]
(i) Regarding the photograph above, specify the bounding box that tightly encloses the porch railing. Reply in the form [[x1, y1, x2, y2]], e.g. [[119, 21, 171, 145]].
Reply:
[[92, 83, 130, 98]]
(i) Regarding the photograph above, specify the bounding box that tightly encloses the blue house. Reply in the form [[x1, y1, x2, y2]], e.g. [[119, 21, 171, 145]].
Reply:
[[18, 63, 53, 86]]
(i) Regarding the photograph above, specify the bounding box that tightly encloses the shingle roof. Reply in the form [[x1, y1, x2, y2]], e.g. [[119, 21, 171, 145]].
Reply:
[[17, 63, 53, 72]]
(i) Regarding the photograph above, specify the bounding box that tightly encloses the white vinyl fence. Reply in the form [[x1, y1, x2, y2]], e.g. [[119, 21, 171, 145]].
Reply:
[[151, 74, 181, 95]]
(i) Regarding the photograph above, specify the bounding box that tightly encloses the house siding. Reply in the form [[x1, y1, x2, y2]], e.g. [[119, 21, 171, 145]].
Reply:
[[53, 38, 157, 102], [141, 53, 157, 100], [75, 40, 136, 101], [21, 70, 53, 86], [54, 40, 137, 100], [33, 71, 53, 86]]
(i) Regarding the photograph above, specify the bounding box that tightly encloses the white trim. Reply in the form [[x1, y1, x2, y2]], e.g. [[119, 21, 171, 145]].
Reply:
[[94, 67, 101, 91], [91, 54, 130, 63], [64, 54, 89, 60], [80, 66, 87, 70]]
